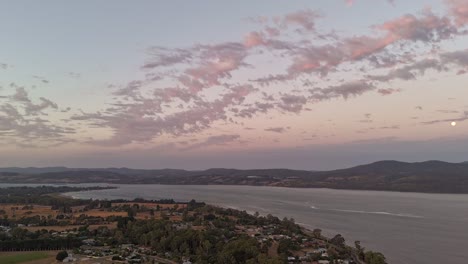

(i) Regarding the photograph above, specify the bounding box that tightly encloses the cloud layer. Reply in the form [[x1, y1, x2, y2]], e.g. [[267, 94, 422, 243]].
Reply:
[[1, 0, 467, 156]]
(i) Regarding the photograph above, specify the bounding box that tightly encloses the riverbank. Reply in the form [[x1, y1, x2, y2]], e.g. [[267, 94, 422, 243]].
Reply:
[[0, 185, 386, 263]]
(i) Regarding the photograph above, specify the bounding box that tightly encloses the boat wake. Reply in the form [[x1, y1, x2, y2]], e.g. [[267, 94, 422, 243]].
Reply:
[[310, 206, 423, 218]]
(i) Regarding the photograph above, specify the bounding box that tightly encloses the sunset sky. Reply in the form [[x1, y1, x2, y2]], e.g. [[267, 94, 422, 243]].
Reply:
[[1, 0, 467, 170]]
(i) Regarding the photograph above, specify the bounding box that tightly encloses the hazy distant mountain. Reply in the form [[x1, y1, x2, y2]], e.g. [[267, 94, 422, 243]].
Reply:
[[0, 167, 189, 176], [0, 167, 71, 174], [1, 160, 468, 193]]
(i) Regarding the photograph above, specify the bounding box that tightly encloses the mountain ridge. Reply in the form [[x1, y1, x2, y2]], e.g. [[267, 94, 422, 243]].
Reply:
[[1, 160, 468, 194], [2, 160, 468, 174]]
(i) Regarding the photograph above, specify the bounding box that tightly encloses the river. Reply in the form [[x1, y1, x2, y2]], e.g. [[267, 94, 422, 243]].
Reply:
[[4, 184, 468, 264]]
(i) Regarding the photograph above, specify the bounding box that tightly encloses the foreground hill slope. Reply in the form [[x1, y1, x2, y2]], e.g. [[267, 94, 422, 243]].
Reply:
[[1, 160, 468, 193]]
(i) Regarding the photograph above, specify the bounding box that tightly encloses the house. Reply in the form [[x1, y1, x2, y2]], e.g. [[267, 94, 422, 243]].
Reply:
[[315, 248, 327, 254], [121, 244, 135, 250], [126, 253, 142, 264], [82, 238, 96, 246], [318, 260, 330, 264], [62, 253, 77, 263]]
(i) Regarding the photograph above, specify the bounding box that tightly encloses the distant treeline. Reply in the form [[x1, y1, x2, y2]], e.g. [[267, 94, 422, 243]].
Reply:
[[0, 187, 207, 211], [0, 186, 115, 206], [0, 186, 114, 197]]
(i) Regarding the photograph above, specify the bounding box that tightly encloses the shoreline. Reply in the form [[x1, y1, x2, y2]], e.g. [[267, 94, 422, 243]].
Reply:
[[0, 185, 380, 263], [3, 182, 468, 195]]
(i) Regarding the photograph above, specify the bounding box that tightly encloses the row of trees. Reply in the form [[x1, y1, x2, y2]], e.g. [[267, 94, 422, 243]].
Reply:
[[0, 238, 81, 251]]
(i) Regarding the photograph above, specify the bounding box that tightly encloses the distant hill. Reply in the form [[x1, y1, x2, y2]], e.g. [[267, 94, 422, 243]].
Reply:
[[1, 160, 468, 193], [301, 160, 468, 193], [0, 167, 71, 174]]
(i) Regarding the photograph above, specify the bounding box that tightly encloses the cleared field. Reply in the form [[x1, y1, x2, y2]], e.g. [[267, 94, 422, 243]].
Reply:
[[0, 251, 56, 264], [1, 202, 184, 232], [0, 203, 185, 218], [0, 204, 56, 219], [81, 209, 127, 217], [112, 202, 186, 209], [25, 223, 117, 232]]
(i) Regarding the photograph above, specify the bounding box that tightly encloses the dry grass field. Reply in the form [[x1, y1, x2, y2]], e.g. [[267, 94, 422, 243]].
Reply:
[[111, 202, 186, 209], [0, 251, 58, 264], [24, 223, 117, 232], [80, 210, 127, 217], [0, 204, 56, 219], [1, 201, 186, 233]]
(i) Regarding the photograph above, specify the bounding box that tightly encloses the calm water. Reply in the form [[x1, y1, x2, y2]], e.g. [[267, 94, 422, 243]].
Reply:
[[5, 184, 468, 264]]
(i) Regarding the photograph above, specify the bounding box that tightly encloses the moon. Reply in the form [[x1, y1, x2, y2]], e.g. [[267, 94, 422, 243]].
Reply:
[[451, 121, 457, 127]]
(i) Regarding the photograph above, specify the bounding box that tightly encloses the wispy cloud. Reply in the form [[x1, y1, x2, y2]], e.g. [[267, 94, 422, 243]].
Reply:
[[182, 134, 241, 151], [422, 111, 468, 125], [265, 127, 289, 133]]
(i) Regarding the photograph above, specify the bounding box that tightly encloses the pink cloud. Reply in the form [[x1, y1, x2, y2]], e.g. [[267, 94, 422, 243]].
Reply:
[[283, 9, 321, 32], [244, 31, 267, 48], [378, 10, 457, 42], [346, 0, 395, 6], [276, 9, 321, 32], [446, 0, 468, 26], [185, 42, 248, 87], [73, 85, 257, 146]]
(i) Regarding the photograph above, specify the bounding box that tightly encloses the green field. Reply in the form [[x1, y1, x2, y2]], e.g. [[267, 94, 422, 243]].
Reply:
[[0, 252, 50, 264]]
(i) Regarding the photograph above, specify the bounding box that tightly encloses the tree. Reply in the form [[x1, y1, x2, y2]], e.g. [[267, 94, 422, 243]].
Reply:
[[365, 251, 387, 264], [218, 237, 259, 263], [354, 240, 361, 250], [56, 250, 68, 261], [355, 240, 365, 260], [330, 234, 345, 248], [127, 208, 136, 218], [114, 230, 125, 244], [277, 238, 299, 255], [312, 229, 322, 238]]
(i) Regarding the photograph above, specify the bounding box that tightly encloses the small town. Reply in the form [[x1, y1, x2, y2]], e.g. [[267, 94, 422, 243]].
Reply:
[[0, 186, 385, 264]]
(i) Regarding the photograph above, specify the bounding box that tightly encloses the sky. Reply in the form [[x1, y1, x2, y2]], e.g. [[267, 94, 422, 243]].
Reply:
[[0, 0, 468, 170]]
